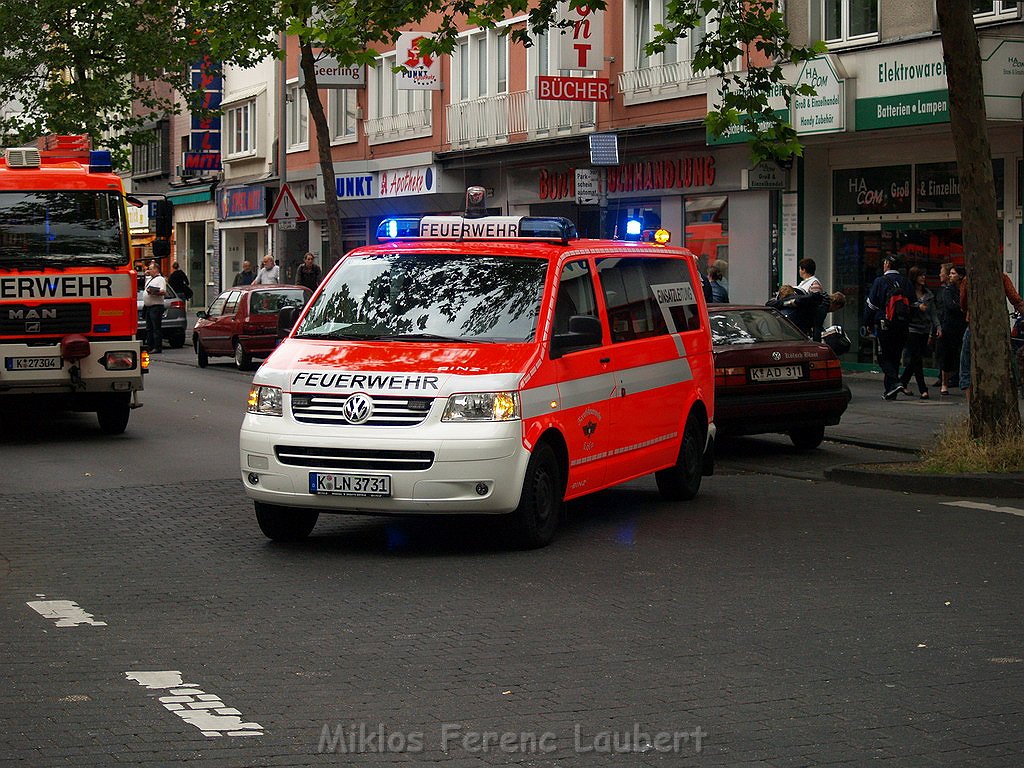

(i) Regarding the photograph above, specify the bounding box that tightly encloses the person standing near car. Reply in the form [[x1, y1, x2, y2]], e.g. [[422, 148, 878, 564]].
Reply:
[[296, 252, 322, 291], [233, 260, 255, 286], [253, 255, 280, 285], [143, 261, 166, 354], [167, 260, 192, 302]]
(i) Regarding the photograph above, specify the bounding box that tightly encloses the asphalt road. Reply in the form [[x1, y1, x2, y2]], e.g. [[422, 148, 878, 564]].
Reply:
[[1, 348, 1023, 766]]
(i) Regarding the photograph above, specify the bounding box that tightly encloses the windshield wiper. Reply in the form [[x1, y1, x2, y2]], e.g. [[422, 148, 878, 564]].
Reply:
[[293, 331, 375, 341], [375, 333, 490, 343]]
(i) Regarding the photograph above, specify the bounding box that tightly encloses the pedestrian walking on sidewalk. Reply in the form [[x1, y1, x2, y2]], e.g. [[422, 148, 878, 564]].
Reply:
[[897, 266, 939, 399], [866, 254, 914, 400]]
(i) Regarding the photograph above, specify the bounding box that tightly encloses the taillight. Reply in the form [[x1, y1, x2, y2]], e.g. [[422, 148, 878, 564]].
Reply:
[[141, 349, 150, 371], [808, 358, 842, 381], [715, 366, 746, 387], [100, 350, 138, 371], [169, 300, 185, 311]]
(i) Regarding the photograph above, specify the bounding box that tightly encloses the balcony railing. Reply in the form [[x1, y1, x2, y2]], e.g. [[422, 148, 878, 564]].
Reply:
[[446, 90, 596, 147], [617, 59, 710, 94], [362, 109, 432, 144]]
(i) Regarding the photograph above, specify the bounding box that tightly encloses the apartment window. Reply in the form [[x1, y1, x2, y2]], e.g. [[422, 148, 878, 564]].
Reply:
[[286, 83, 308, 151], [823, 0, 878, 44], [625, 0, 706, 77], [451, 28, 509, 102], [972, 1, 1021, 21], [330, 89, 358, 143], [225, 101, 256, 157], [131, 122, 168, 178], [370, 53, 429, 120]]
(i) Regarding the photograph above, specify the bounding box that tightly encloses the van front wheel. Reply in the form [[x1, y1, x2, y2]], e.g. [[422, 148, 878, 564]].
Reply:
[[655, 418, 704, 501], [255, 502, 318, 542], [512, 444, 562, 548]]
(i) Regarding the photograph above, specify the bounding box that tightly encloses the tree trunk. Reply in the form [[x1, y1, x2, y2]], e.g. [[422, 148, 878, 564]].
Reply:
[[299, 39, 343, 267], [936, 0, 1022, 438]]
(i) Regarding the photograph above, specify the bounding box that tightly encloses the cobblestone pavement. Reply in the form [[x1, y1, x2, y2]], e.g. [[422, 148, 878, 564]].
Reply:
[[2, 471, 1024, 766]]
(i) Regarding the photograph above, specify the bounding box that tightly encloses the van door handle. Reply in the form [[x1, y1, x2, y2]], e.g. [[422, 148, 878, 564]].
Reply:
[[599, 357, 610, 364]]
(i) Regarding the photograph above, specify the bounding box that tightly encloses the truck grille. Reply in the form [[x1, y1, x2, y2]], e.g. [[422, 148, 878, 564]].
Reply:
[[0, 303, 92, 335], [290, 393, 432, 426], [275, 445, 434, 471]]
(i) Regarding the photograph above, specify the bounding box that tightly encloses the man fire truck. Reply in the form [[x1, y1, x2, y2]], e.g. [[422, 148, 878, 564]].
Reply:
[[0, 135, 146, 434]]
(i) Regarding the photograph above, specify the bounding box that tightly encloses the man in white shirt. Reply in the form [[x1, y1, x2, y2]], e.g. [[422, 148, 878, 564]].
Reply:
[[143, 261, 167, 353], [254, 255, 281, 285]]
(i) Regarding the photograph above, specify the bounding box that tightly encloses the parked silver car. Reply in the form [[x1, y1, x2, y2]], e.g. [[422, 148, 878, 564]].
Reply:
[[136, 281, 187, 349]]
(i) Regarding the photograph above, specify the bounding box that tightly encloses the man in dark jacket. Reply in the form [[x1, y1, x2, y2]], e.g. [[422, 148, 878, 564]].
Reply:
[[166, 261, 191, 301], [866, 254, 915, 400]]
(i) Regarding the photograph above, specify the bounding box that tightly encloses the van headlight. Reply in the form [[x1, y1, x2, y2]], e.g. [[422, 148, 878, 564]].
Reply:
[[442, 392, 520, 422], [247, 384, 282, 416]]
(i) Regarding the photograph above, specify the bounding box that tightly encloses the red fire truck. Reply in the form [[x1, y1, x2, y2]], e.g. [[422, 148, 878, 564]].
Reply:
[[0, 135, 146, 434]]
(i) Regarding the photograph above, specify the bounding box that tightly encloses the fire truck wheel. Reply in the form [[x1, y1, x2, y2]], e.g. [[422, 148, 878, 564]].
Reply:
[[655, 415, 704, 501], [196, 339, 209, 368], [96, 393, 131, 435], [512, 443, 563, 548], [234, 341, 253, 371], [255, 502, 318, 542], [789, 423, 825, 450]]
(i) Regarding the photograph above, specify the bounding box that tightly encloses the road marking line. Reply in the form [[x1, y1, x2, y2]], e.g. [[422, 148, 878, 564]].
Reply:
[[27, 598, 107, 627], [942, 501, 1024, 518], [125, 671, 264, 737]]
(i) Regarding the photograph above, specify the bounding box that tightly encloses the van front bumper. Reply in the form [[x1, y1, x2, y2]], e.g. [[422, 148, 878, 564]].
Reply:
[[240, 421, 532, 515]]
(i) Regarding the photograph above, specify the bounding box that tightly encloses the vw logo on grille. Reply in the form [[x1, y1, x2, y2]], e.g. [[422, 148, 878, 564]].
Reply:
[[342, 393, 374, 424], [771, 351, 782, 361]]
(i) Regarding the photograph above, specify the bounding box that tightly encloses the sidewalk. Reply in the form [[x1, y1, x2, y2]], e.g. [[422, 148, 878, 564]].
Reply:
[[830, 369, 969, 454], [827, 368, 1024, 497]]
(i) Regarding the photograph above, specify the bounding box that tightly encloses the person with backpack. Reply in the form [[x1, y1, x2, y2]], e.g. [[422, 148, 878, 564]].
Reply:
[[896, 266, 939, 399], [866, 254, 915, 400]]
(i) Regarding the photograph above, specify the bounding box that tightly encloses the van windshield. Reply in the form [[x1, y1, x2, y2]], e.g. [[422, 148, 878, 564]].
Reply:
[[296, 253, 548, 342]]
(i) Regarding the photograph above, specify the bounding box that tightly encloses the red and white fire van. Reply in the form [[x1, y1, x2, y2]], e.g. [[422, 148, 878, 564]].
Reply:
[[240, 189, 715, 547]]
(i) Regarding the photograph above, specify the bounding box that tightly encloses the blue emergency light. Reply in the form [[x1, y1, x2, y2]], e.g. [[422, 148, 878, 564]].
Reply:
[[89, 150, 113, 173], [625, 218, 643, 239]]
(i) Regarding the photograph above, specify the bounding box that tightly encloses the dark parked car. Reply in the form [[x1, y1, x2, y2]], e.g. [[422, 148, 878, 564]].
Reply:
[[136, 281, 187, 349], [193, 284, 312, 370], [709, 304, 851, 450]]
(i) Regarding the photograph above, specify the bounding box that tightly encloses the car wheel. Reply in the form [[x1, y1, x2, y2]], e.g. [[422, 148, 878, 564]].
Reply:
[[196, 339, 209, 368], [655, 415, 704, 501], [510, 443, 563, 548], [789, 424, 825, 450], [255, 502, 318, 542], [168, 331, 185, 349], [96, 393, 131, 435], [234, 341, 253, 370]]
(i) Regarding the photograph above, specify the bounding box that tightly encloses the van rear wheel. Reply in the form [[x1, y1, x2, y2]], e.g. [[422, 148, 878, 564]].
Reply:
[[655, 417, 703, 501], [512, 444, 562, 548], [255, 502, 318, 542]]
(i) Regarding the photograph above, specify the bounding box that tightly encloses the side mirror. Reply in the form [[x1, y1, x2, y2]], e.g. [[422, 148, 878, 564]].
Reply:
[[195, 310, 209, 320], [279, 305, 298, 336], [551, 315, 603, 358]]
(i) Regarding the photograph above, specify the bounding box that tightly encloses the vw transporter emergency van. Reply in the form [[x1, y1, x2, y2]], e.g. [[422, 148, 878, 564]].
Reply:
[[240, 188, 715, 547]]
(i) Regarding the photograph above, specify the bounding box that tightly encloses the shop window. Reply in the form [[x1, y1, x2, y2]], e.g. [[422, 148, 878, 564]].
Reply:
[[820, 0, 878, 46]]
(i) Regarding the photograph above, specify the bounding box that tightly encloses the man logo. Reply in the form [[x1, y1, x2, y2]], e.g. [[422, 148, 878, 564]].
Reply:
[[341, 393, 374, 425]]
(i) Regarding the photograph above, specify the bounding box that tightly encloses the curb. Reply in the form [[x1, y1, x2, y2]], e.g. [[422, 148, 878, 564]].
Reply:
[[826, 463, 1024, 498]]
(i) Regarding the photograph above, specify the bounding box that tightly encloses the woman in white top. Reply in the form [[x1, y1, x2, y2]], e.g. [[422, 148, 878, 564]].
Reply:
[[796, 258, 823, 294]]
